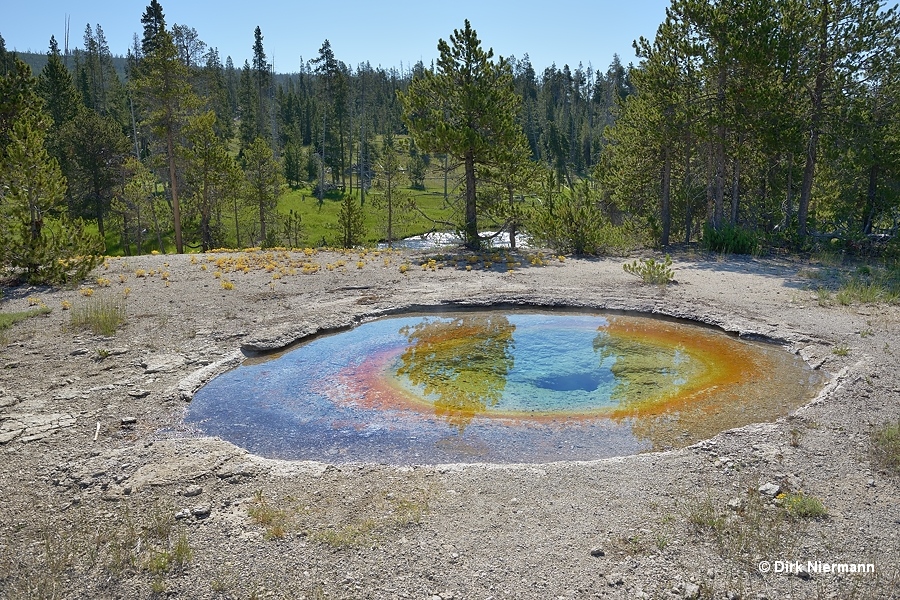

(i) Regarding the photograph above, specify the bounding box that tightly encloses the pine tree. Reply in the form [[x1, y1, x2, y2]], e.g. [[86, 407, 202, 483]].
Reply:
[[62, 108, 129, 240], [183, 110, 238, 250], [0, 60, 101, 282], [132, 24, 198, 254], [242, 136, 281, 245], [141, 0, 166, 56], [399, 20, 527, 248]]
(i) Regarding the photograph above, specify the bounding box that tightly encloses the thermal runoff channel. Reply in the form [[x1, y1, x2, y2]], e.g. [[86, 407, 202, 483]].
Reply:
[[186, 311, 822, 464]]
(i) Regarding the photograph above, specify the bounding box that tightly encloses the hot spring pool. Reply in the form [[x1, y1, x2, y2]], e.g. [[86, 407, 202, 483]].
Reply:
[[184, 310, 824, 464]]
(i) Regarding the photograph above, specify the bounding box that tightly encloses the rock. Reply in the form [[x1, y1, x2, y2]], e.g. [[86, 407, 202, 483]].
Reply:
[[606, 573, 624, 586], [107, 347, 129, 356], [190, 505, 211, 519], [120, 417, 137, 427], [796, 565, 812, 580], [182, 485, 203, 497], [142, 354, 185, 374], [759, 482, 780, 497], [216, 461, 259, 480], [727, 498, 744, 511], [70, 348, 89, 356], [175, 508, 191, 520], [54, 388, 86, 401], [0, 413, 76, 444], [684, 583, 701, 599], [589, 546, 605, 557], [127, 388, 150, 398], [799, 345, 827, 370]]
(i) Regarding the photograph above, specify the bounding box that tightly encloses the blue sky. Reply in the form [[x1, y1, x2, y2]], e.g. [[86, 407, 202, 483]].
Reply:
[[4, 0, 670, 73]]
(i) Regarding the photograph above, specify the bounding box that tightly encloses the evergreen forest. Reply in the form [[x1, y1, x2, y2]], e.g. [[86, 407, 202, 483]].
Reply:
[[2, 0, 900, 283]]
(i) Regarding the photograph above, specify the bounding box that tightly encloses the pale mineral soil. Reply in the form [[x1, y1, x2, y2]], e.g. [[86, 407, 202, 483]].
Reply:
[[0, 248, 898, 600]]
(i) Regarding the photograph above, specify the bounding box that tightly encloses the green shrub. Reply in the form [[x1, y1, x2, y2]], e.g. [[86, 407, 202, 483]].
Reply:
[[623, 255, 674, 284], [701, 222, 758, 255], [528, 187, 605, 255]]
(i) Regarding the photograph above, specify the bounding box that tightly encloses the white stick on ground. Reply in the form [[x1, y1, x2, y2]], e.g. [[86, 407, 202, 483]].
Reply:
[[93, 421, 100, 442]]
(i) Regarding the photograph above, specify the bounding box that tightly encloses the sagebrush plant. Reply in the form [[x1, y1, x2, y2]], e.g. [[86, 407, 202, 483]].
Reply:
[[780, 492, 827, 519], [70, 295, 127, 336], [623, 254, 674, 284]]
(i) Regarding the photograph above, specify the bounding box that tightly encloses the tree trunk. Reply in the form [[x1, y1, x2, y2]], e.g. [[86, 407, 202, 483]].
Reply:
[[785, 153, 793, 227], [259, 183, 267, 244], [508, 186, 517, 251], [464, 150, 478, 249], [684, 136, 693, 244], [798, 3, 829, 239], [863, 163, 878, 235], [166, 117, 183, 254], [713, 64, 727, 229], [661, 146, 672, 247], [731, 156, 740, 225], [201, 168, 211, 252]]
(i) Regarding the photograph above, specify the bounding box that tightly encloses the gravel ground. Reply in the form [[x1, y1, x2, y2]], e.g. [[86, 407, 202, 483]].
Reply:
[[0, 247, 898, 600]]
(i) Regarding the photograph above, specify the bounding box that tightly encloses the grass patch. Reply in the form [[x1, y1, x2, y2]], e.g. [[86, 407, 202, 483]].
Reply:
[[0, 306, 51, 331], [0, 500, 193, 598], [70, 296, 126, 336], [684, 487, 803, 572], [310, 518, 379, 548], [835, 266, 900, 305], [248, 490, 292, 539], [872, 420, 900, 473], [832, 345, 850, 357]]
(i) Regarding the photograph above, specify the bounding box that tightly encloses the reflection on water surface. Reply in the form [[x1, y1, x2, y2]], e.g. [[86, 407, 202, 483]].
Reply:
[[185, 310, 824, 464]]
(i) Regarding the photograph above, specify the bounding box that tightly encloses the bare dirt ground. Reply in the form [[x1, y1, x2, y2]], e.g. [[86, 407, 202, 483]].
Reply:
[[0, 247, 898, 600]]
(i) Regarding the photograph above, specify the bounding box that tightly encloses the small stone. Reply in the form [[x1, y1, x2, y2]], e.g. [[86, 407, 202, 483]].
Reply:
[[190, 505, 211, 519], [867, 478, 876, 487], [182, 485, 203, 497], [606, 573, 624, 586], [174, 508, 191, 520], [127, 389, 150, 398], [589, 546, 605, 557], [796, 565, 812, 581], [684, 583, 700, 599], [120, 417, 137, 427], [759, 482, 780, 497], [70, 348, 89, 356]]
